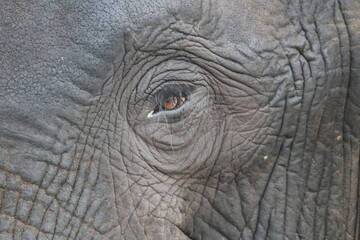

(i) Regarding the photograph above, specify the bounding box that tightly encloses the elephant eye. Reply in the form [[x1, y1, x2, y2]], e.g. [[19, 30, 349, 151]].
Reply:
[[147, 84, 193, 117], [153, 96, 186, 113]]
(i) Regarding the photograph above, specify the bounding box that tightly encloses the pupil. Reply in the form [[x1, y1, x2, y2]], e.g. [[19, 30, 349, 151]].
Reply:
[[153, 96, 186, 112], [163, 97, 177, 109]]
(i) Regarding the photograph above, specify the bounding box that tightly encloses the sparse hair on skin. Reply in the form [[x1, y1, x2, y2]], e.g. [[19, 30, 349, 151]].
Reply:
[[152, 84, 195, 112]]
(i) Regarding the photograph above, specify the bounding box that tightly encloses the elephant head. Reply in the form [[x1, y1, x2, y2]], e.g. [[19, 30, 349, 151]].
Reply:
[[1, 0, 360, 239]]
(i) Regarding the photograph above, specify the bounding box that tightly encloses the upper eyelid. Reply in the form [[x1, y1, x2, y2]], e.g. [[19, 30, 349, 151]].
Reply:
[[152, 84, 194, 101], [152, 85, 194, 109]]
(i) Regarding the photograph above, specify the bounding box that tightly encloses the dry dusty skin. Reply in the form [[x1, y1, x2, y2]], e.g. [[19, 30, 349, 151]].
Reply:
[[0, 0, 360, 239]]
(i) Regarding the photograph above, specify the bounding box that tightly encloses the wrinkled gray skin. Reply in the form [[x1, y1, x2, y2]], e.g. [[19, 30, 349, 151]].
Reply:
[[1, 0, 360, 239]]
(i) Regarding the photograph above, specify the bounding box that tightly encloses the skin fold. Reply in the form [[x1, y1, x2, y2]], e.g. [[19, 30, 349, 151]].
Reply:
[[0, 0, 359, 239]]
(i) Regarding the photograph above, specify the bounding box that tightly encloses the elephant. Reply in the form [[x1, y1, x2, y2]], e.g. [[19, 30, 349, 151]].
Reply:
[[1, 0, 360, 239]]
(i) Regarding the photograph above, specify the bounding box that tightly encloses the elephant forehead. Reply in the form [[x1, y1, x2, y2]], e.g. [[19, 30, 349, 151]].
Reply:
[[54, 0, 288, 53], [214, 1, 289, 47], [108, 0, 288, 46]]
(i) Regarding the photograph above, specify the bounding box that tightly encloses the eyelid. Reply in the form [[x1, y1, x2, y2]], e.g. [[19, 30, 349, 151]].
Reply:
[[154, 84, 193, 99]]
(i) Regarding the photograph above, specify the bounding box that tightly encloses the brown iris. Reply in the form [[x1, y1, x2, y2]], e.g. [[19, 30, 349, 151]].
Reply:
[[154, 96, 186, 112]]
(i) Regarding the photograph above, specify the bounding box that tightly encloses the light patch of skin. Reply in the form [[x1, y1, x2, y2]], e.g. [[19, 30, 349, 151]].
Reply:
[[147, 110, 155, 118]]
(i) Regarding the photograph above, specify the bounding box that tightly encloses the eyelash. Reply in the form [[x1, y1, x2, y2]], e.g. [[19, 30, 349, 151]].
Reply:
[[148, 84, 194, 116]]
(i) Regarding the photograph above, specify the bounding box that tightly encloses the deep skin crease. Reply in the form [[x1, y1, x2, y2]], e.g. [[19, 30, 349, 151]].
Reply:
[[1, 0, 360, 239]]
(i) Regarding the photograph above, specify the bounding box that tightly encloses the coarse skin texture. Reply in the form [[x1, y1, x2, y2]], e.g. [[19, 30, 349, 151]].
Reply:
[[0, 0, 360, 239]]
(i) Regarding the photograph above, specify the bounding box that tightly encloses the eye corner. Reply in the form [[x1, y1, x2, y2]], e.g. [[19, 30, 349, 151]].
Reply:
[[155, 84, 194, 99], [147, 110, 156, 118]]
